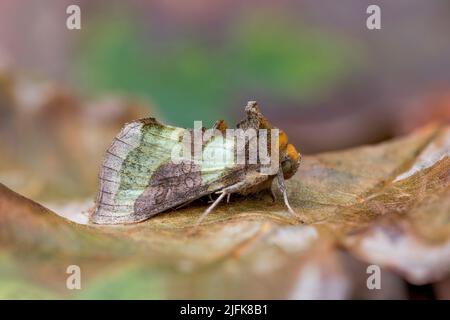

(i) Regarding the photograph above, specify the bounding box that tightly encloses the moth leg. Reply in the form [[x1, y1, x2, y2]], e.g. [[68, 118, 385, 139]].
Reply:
[[227, 193, 231, 203], [269, 188, 276, 203], [192, 191, 228, 229], [276, 169, 296, 217], [191, 180, 247, 230]]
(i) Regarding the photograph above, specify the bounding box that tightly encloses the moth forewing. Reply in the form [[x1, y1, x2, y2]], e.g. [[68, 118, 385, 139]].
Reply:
[[91, 119, 245, 224]]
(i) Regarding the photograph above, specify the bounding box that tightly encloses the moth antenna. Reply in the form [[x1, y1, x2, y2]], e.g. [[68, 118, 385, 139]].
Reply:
[[173, 199, 195, 211], [282, 190, 295, 216], [192, 191, 227, 230], [276, 169, 296, 217]]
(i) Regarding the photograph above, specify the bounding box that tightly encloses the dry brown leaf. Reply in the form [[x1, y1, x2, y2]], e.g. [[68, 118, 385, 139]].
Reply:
[[0, 122, 448, 299]]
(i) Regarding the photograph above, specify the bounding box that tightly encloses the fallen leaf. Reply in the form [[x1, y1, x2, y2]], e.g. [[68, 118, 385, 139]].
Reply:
[[0, 123, 448, 299]]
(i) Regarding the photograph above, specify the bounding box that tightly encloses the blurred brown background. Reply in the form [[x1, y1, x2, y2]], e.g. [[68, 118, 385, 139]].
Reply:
[[0, 0, 449, 200]]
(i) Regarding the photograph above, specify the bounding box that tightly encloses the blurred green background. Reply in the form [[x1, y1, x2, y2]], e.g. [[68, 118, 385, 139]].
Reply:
[[74, 7, 358, 127], [1, 0, 450, 152]]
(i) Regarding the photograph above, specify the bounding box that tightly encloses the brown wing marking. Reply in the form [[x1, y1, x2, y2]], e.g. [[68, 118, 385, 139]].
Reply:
[[133, 160, 205, 219]]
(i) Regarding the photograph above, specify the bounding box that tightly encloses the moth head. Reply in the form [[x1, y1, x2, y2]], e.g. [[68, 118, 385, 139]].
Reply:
[[278, 130, 301, 179], [241, 101, 301, 179]]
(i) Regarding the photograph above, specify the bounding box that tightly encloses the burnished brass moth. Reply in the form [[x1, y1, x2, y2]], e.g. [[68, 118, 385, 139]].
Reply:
[[90, 101, 301, 225]]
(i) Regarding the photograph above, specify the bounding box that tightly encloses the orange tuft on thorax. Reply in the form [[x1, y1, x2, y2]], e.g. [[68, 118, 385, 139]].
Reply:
[[278, 130, 289, 150], [286, 143, 299, 162]]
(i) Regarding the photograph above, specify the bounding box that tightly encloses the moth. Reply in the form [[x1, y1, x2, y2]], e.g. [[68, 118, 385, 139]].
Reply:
[[90, 101, 301, 225]]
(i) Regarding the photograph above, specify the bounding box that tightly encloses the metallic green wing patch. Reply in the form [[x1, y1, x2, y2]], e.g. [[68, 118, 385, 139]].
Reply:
[[91, 118, 239, 224]]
